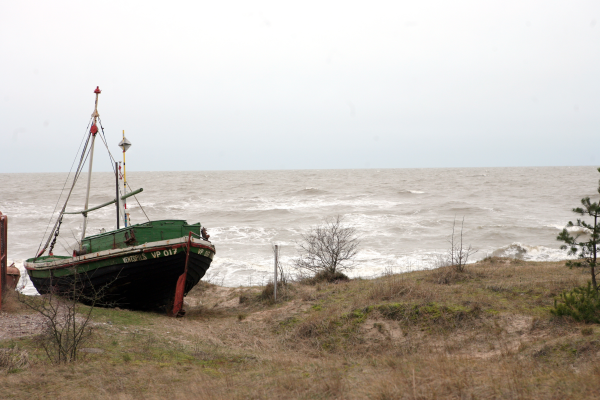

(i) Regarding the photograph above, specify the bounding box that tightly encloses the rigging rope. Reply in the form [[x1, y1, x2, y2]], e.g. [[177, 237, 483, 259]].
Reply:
[[98, 118, 151, 223], [57, 236, 71, 255], [36, 119, 93, 257], [126, 181, 151, 222], [37, 115, 155, 259], [97, 122, 126, 223], [37, 135, 93, 258]]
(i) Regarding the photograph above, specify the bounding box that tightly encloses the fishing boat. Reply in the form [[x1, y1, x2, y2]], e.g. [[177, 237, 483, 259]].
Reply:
[[24, 87, 215, 315]]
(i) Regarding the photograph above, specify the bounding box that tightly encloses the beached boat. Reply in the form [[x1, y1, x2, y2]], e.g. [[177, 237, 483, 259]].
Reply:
[[25, 87, 215, 315]]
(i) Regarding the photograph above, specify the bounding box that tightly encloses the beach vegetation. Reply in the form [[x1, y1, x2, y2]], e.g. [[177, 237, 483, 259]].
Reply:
[[299, 269, 350, 285], [0, 345, 29, 373], [556, 167, 600, 292], [446, 216, 477, 273], [552, 282, 600, 323], [17, 272, 110, 364], [294, 215, 360, 283], [2, 258, 600, 398]]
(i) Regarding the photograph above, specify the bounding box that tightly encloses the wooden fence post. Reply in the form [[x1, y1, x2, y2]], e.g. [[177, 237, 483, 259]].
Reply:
[[273, 244, 278, 301]]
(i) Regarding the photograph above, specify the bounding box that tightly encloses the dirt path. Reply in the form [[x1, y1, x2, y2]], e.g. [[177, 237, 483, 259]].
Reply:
[[0, 312, 46, 341]]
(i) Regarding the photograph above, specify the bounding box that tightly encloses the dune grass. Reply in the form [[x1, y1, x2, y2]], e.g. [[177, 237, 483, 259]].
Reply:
[[1, 257, 599, 399]]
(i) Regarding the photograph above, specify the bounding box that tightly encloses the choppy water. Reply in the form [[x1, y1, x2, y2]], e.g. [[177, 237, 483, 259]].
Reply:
[[1, 167, 595, 293]]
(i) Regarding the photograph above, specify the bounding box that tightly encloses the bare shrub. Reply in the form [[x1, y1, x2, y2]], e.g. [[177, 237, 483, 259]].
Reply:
[[447, 217, 477, 272], [295, 215, 360, 281], [430, 217, 477, 284], [18, 272, 110, 363]]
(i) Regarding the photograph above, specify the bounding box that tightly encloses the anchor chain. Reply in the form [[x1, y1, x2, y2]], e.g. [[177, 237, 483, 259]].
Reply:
[[48, 215, 63, 256]]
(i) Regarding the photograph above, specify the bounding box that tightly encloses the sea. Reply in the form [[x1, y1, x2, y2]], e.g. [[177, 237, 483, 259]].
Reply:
[[1, 166, 595, 294]]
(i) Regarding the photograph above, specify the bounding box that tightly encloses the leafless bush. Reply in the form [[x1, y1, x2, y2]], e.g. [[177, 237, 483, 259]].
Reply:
[[447, 217, 477, 273], [295, 215, 360, 280], [19, 272, 111, 363]]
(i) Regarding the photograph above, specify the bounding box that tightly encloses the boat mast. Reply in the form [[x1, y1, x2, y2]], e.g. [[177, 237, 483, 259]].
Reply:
[[81, 86, 101, 242], [115, 161, 120, 229], [118, 131, 132, 227], [122, 130, 128, 227]]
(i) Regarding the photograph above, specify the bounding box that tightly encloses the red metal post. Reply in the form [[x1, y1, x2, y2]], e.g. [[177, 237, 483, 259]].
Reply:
[[171, 232, 192, 317], [0, 212, 7, 310]]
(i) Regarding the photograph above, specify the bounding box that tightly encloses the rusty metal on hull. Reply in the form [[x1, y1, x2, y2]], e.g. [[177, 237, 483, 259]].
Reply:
[[0, 212, 8, 309]]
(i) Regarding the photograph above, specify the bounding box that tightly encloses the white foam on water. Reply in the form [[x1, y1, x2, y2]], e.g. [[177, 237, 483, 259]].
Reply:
[[208, 247, 451, 287], [490, 242, 575, 262], [207, 255, 282, 287], [209, 226, 279, 245], [3, 167, 597, 289], [545, 224, 590, 234]]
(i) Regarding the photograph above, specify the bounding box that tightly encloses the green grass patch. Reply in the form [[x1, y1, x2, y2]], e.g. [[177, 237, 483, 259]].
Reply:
[[374, 302, 482, 330], [89, 306, 153, 326]]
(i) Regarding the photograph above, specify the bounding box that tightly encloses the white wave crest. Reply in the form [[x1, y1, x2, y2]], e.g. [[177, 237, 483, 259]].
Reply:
[[490, 242, 574, 262], [546, 224, 591, 234]]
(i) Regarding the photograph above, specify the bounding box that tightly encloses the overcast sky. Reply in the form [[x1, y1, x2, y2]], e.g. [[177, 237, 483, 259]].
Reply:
[[1, 1, 599, 172]]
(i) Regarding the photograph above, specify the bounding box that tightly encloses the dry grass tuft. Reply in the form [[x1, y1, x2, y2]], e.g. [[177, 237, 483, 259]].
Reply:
[[368, 272, 414, 301], [298, 270, 350, 285], [428, 265, 471, 285], [185, 305, 228, 320], [259, 282, 276, 302], [581, 327, 594, 336], [1, 289, 26, 313], [0, 345, 29, 372]]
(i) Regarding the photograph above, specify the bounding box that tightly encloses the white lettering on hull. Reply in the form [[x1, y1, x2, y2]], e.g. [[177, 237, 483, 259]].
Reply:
[[122, 254, 148, 263], [124, 247, 214, 263]]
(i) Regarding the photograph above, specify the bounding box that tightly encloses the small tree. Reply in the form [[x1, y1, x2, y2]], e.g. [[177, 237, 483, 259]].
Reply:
[[551, 282, 600, 323], [557, 167, 600, 292], [295, 215, 360, 281], [447, 216, 477, 273]]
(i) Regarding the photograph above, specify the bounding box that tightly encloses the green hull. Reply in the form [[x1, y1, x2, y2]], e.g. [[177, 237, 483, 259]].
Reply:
[[25, 220, 215, 310], [81, 219, 203, 253]]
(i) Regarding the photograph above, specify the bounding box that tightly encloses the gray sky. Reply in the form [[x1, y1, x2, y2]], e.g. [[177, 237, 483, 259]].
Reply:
[[1, 1, 599, 172]]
